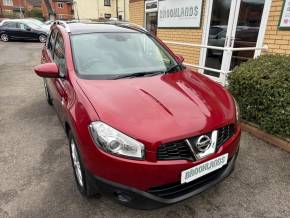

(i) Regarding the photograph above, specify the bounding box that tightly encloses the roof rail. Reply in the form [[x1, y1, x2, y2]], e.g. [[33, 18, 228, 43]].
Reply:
[[53, 20, 70, 33], [106, 20, 148, 33]]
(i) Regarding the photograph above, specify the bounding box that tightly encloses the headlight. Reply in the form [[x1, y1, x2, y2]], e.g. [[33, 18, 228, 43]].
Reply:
[[233, 97, 240, 123], [89, 121, 145, 159]]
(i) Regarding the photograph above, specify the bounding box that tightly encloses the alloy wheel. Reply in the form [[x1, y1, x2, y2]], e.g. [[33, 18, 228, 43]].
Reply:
[[70, 139, 84, 187], [1, 34, 8, 42], [39, 35, 47, 43]]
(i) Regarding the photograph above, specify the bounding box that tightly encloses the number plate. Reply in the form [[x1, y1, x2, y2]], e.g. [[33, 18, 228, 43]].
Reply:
[[181, 153, 228, 184]]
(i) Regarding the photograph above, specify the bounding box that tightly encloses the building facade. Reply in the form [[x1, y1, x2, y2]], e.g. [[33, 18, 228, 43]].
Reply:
[[41, 0, 74, 20], [0, 0, 41, 17], [129, 0, 290, 84], [73, 0, 129, 21]]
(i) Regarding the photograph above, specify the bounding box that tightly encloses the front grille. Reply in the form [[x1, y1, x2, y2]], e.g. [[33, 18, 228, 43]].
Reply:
[[157, 140, 194, 161], [147, 161, 229, 199], [157, 124, 235, 161], [217, 124, 235, 147]]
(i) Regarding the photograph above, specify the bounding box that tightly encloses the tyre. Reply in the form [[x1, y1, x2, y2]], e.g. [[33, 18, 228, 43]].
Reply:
[[0, 33, 9, 42], [39, 34, 47, 43], [43, 79, 53, 106], [69, 132, 99, 197]]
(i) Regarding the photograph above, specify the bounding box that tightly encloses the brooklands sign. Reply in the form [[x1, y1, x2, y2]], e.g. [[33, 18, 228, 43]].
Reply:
[[158, 0, 202, 28]]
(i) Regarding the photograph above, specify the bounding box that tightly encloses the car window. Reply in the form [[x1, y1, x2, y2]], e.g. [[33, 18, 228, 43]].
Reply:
[[217, 30, 227, 39], [70, 32, 177, 79], [18, 23, 29, 30], [210, 27, 222, 35], [24, 22, 41, 29], [47, 30, 57, 54], [4, 22, 17, 28], [53, 34, 66, 76]]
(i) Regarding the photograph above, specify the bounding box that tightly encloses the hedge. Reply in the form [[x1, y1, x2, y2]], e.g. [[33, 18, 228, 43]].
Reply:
[[228, 54, 290, 139]]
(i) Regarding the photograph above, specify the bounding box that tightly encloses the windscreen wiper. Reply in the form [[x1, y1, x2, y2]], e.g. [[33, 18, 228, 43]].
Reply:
[[114, 71, 164, 79], [165, 64, 181, 74]]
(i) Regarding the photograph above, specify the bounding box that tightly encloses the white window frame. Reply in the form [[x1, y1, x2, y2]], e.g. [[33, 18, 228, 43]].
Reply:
[[104, 0, 111, 7], [3, 0, 13, 6], [144, 0, 158, 28], [57, 2, 64, 9], [198, 0, 272, 84]]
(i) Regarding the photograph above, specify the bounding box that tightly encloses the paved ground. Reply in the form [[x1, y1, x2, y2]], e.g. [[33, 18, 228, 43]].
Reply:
[[0, 41, 290, 218]]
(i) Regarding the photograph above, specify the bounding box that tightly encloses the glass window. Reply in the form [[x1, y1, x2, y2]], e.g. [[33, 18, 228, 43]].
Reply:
[[146, 2, 158, 10], [230, 0, 265, 70], [24, 22, 41, 29], [4, 22, 17, 28], [3, 0, 13, 6], [205, 0, 231, 77], [48, 30, 57, 54], [146, 12, 158, 36], [104, 0, 111, 6], [57, 2, 64, 8], [71, 32, 176, 79], [18, 23, 30, 30], [104, 14, 111, 19], [53, 34, 66, 75]]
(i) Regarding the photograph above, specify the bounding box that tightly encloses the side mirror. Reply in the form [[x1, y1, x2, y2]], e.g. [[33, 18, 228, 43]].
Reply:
[[34, 63, 60, 78], [26, 27, 31, 31], [175, 54, 185, 64]]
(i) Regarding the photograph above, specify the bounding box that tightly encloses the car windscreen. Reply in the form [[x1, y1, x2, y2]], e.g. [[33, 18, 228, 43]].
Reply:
[[70, 32, 177, 79]]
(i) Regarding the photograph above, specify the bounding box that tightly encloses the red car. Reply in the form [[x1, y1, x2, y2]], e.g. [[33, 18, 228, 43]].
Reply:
[[34, 21, 241, 209]]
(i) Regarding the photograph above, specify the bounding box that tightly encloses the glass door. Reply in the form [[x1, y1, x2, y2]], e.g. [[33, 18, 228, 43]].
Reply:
[[229, 0, 265, 70], [204, 0, 233, 77], [145, 0, 158, 36], [200, 0, 267, 83]]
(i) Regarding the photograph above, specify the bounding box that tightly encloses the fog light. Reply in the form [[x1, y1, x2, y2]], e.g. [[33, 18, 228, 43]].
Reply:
[[115, 192, 132, 203]]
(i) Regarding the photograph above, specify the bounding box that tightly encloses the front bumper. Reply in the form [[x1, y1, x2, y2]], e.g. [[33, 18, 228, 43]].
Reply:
[[94, 149, 239, 209]]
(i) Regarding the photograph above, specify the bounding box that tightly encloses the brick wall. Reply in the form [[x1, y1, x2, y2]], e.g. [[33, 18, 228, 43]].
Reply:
[[129, 0, 290, 65], [129, 0, 205, 65], [156, 1, 206, 65], [264, 0, 290, 54], [129, 0, 144, 27], [157, 28, 203, 66]]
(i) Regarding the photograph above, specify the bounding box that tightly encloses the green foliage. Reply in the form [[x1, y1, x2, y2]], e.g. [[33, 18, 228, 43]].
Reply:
[[2, 12, 19, 19], [228, 55, 290, 138], [25, 8, 43, 19]]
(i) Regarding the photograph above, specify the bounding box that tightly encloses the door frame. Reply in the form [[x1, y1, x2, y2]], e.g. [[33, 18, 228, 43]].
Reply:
[[144, 0, 158, 26], [199, 0, 272, 81]]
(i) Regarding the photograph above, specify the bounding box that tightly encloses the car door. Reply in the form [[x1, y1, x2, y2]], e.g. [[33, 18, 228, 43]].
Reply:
[[49, 32, 69, 123], [18, 23, 35, 39], [3, 22, 18, 38]]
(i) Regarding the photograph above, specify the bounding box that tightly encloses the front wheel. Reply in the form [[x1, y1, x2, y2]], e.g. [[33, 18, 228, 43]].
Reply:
[[0, 33, 9, 42], [39, 34, 47, 43], [69, 132, 99, 197]]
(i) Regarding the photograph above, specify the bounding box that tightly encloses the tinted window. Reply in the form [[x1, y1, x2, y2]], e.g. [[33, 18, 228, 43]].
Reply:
[[209, 27, 223, 35], [53, 34, 66, 75], [18, 23, 29, 30], [4, 22, 17, 28], [71, 33, 176, 79], [47, 30, 57, 53]]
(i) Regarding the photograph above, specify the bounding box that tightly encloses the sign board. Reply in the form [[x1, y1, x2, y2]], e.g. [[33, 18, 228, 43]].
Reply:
[[158, 0, 202, 28], [279, 0, 290, 28]]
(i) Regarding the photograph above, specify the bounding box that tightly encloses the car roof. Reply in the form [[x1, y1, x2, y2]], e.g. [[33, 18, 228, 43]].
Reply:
[[54, 21, 148, 35], [1, 19, 34, 24]]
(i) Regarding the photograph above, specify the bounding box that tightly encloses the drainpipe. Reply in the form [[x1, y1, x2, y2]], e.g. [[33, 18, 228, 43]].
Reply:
[[123, 0, 125, 21], [73, 1, 79, 20], [116, 0, 118, 19]]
